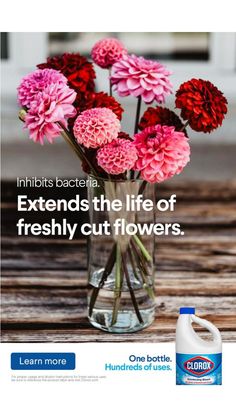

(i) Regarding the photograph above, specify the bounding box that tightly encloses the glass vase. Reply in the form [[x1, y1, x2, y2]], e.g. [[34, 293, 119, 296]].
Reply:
[[87, 176, 155, 333]]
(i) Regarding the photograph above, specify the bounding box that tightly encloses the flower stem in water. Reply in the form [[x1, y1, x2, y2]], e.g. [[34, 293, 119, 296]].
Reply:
[[111, 245, 123, 326], [132, 234, 152, 262], [121, 252, 143, 324], [89, 244, 116, 317]]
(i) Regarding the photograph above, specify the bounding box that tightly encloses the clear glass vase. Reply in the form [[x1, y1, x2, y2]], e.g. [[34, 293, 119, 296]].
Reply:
[[87, 176, 155, 333]]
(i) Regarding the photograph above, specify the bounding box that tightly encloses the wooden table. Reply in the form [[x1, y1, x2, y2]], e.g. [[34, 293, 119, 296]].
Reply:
[[1, 181, 236, 342]]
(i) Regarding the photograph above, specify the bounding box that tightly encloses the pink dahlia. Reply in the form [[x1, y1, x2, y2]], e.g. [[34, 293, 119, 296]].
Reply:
[[91, 38, 127, 69], [111, 54, 173, 104], [97, 138, 138, 175], [25, 84, 76, 144], [17, 68, 67, 107], [133, 125, 190, 183], [73, 107, 120, 149]]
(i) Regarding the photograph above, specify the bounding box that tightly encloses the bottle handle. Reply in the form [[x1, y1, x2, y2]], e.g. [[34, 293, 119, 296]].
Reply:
[[191, 314, 222, 344]]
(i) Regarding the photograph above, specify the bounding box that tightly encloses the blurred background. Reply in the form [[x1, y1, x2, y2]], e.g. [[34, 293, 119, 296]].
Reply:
[[1, 32, 236, 180]]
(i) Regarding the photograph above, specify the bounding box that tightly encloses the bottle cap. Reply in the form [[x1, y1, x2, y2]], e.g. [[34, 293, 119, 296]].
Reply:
[[180, 307, 195, 314]]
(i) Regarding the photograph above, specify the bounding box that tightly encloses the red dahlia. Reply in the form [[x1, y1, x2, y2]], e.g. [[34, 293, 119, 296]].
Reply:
[[79, 91, 123, 120], [175, 78, 228, 133], [68, 91, 123, 132], [38, 53, 96, 92], [117, 131, 132, 141], [139, 106, 186, 134]]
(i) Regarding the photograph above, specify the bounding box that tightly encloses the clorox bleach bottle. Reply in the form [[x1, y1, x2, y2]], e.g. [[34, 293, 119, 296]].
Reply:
[[176, 307, 222, 385]]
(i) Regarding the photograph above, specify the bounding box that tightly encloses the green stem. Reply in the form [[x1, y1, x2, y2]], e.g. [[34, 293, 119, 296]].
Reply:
[[89, 244, 116, 317], [132, 234, 152, 262], [121, 252, 143, 324], [134, 96, 142, 134], [144, 283, 156, 300], [58, 122, 98, 178], [130, 242, 155, 300], [109, 68, 112, 96], [130, 240, 149, 276], [111, 245, 122, 326], [138, 180, 147, 195], [127, 246, 140, 280], [180, 120, 189, 132]]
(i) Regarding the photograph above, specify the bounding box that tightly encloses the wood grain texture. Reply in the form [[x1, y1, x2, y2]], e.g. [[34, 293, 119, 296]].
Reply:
[[1, 180, 236, 343]]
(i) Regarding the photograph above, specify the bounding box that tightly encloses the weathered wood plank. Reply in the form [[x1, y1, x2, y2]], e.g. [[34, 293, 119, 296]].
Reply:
[[2, 315, 235, 331], [2, 230, 236, 271], [2, 271, 236, 295], [1, 293, 236, 324], [1, 256, 235, 272], [2, 238, 236, 257], [1, 330, 235, 343], [2, 229, 236, 250]]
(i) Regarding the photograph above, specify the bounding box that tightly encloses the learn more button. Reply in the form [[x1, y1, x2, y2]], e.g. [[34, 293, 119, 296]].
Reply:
[[11, 353, 76, 370]]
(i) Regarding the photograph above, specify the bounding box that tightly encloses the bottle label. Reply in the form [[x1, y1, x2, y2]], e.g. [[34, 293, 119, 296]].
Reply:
[[176, 353, 222, 385]]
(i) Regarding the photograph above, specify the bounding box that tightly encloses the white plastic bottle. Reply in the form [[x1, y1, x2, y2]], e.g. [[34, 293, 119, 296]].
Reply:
[[176, 307, 222, 385]]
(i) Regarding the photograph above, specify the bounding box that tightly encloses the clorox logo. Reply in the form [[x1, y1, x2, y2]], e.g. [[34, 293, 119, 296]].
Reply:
[[184, 356, 214, 376]]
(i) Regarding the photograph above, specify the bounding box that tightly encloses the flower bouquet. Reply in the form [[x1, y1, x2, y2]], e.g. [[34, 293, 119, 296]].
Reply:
[[17, 37, 228, 333]]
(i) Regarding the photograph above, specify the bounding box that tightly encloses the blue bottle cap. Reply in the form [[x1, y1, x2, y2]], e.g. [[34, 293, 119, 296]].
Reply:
[[180, 307, 195, 314]]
